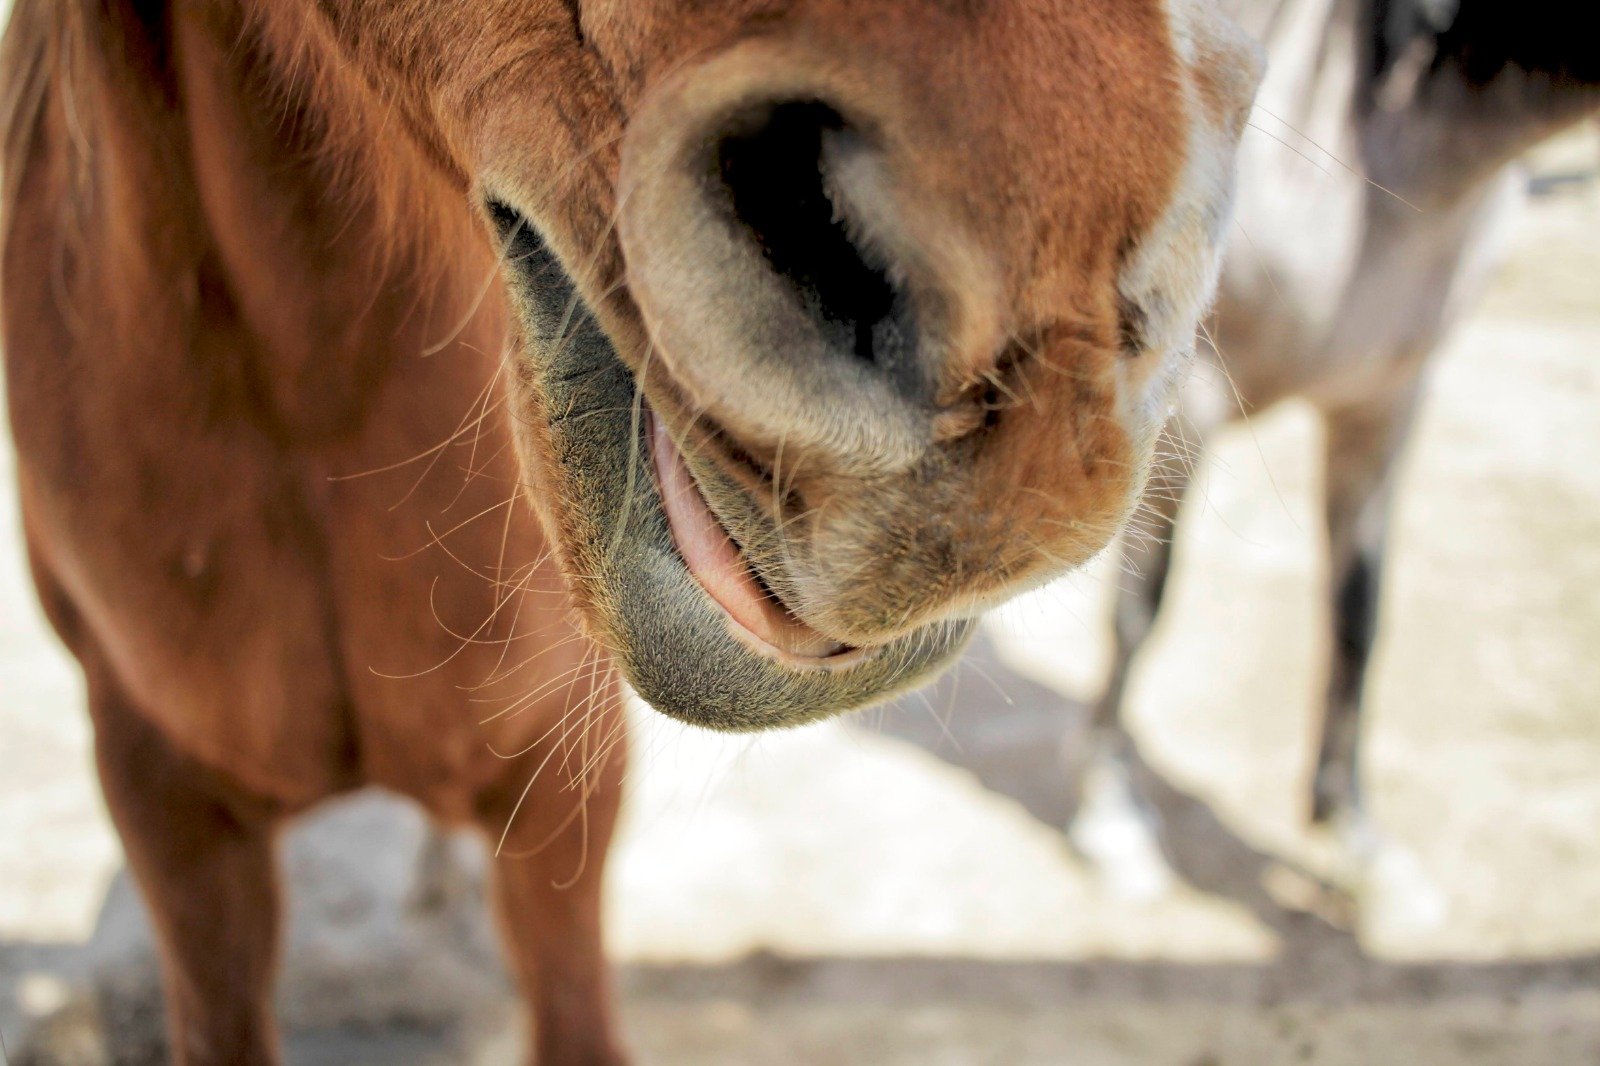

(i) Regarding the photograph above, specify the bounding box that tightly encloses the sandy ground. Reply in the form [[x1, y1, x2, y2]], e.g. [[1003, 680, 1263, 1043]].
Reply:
[[1, 131, 1598, 1062]]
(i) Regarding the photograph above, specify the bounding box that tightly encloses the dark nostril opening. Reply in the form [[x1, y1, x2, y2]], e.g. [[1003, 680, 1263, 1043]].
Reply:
[[713, 100, 913, 372]]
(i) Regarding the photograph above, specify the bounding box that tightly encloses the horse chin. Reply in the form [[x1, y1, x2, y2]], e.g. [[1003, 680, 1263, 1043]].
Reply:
[[494, 206, 973, 732]]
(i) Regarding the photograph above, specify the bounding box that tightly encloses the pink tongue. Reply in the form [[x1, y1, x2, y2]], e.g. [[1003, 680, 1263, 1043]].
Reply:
[[651, 418, 845, 658]]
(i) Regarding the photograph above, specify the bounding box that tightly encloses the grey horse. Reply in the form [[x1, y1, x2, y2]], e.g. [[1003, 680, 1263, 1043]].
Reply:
[[1068, 0, 1599, 905]]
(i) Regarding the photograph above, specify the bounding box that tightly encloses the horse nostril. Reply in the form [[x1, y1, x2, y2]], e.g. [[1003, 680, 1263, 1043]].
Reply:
[[620, 53, 944, 474], [712, 101, 915, 374]]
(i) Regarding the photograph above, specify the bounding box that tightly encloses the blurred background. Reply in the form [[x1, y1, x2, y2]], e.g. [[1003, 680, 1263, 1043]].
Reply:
[[3, 8, 1599, 1066]]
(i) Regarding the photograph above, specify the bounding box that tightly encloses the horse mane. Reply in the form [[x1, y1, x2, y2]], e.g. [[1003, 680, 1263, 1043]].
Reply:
[[1371, 0, 1600, 90]]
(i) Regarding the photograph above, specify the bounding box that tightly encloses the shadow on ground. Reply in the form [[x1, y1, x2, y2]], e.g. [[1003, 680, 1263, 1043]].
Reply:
[[5, 635, 1597, 1065], [873, 633, 1357, 950]]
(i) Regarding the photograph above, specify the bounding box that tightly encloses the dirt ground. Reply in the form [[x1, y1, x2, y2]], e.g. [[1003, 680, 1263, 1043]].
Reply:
[[1, 132, 1597, 1063]]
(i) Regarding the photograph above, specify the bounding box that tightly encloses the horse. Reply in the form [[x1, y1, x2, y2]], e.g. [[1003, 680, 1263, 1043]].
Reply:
[[1067, 0, 1600, 900], [0, 1, 1263, 1061]]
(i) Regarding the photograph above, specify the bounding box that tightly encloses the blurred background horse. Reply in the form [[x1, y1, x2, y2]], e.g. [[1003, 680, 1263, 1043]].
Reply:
[[1066, 0, 1600, 904]]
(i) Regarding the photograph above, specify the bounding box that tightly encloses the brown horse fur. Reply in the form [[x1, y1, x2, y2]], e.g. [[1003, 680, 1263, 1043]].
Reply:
[[1, 1, 1261, 1061]]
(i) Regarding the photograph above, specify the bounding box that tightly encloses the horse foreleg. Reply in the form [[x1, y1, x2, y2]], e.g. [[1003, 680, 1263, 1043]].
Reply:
[[475, 688, 629, 1066], [1066, 443, 1193, 899], [1310, 386, 1420, 828], [88, 670, 285, 1066]]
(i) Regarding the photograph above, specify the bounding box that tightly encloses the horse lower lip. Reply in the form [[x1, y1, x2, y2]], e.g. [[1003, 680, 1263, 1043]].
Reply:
[[649, 414, 846, 659]]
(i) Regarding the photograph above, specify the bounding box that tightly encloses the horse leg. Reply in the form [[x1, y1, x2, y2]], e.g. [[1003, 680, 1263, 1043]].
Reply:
[[1096, 448, 1188, 745], [88, 667, 285, 1065], [1066, 444, 1192, 898], [1309, 387, 1420, 828], [475, 693, 629, 1066]]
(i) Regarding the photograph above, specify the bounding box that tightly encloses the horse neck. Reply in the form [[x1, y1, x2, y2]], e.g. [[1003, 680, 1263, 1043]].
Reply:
[[1225, 0, 1363, 153], [197, 6, 507, 431], [22, 0, 504, 443]]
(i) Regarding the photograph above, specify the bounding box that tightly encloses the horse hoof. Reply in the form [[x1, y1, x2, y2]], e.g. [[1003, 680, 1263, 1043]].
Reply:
[[1331, 817, 1450, 941], [1068, 761, 1175, 902]]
